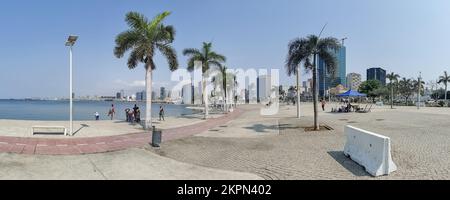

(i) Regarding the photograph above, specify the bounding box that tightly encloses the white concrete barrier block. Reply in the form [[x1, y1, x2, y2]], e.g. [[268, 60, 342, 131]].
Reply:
[[343, 125, 397, 176]]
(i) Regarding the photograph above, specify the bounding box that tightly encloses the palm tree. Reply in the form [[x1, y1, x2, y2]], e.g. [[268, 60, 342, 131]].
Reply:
[[114, 11, 178, 130], [286, 35, 340, 130], [386, 72, 400, 109], [399, 78, 413, 106], [412, 79, 425, 95], [183, 42, 226, 119], [217, 65, 229, 113], [438, 71, 450, 101]]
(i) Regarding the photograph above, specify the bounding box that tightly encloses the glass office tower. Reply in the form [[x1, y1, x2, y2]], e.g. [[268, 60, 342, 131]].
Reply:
[[366, 67, 386, 86], [318, 45, 346, 97]]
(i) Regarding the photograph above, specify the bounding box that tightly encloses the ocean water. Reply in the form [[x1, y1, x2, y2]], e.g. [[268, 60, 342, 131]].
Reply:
[[0, 100, 195, 121]]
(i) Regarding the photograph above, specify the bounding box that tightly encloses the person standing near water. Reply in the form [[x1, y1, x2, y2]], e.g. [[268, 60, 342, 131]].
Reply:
[[135, 108, 141, 123], [107, 104, 115, 120], [321, 99, 326, 111], [125, 108, 130, 122], [95, 112, 99, 120], [159, 105, 165, 121]]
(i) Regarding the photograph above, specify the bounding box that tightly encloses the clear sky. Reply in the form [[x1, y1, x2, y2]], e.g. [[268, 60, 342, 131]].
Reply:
[[1, 0, 450, 99]]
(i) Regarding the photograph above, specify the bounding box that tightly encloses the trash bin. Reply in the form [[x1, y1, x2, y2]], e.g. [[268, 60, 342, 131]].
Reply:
[[151, 126, 162, 147]]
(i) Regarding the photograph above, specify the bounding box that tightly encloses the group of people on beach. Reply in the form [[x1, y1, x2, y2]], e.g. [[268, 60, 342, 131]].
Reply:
[[94, 104, 165, 123], [94, 104, 166, 122], [125, 104, 141, 123]]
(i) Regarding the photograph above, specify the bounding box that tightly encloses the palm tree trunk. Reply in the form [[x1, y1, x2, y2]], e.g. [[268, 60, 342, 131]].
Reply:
[[145, 66, 152, 130], [390, 86, 393, 109], [445, 83, 448, 101], [223, 77, 227, 113], [312, 54, 319, 130], [296, 65, 301, 118], [203, 75, 208, 119]]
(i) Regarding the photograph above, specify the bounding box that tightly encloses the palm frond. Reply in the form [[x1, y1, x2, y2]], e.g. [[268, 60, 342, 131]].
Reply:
[[149, 11, 171, 30], [114, 30, 141, 58], [208, 52, 226, 63], [183, 48, 201, 56], [125, 12, 149, 30], [186, 55, 203, 72], [157, 44, 178, 71], [208, 60, 222, 69], [285, 38, 310, 76], [318, 49, 337, 75], [317, 37, 340, 52]]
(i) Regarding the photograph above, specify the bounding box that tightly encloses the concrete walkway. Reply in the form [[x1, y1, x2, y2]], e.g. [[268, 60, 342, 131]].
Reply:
[[0, 109, 243, 155], [0, 148, 262, 180]]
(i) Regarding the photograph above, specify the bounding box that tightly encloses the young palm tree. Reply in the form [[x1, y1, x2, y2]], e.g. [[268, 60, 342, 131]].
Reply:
[[114, 11, 178, 130], [217, 65, 228, 112], [386, 72, 400, 109], [183, 42, 226, 119], [399, 78, 413, 106], [438, 71, 450, 101], [286, 35, 340, 130]]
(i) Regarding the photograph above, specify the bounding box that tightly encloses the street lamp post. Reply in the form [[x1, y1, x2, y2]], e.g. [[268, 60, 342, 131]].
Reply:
[[417, 72, 421, 109], [66, 35, 78, 136]]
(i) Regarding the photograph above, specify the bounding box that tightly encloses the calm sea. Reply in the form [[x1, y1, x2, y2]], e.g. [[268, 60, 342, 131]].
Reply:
[[0, 100, 195, 121]]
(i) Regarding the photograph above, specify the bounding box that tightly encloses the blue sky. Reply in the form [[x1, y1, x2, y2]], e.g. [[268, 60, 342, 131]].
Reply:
[[1, 0, 450, 98]]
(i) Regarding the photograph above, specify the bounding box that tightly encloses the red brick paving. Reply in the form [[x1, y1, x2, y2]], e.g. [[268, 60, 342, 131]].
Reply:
[[0, 109, 243, 155]]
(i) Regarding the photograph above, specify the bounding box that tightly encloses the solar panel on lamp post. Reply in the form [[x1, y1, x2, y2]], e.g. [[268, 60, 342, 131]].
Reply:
[[65, 35, 78, 136]]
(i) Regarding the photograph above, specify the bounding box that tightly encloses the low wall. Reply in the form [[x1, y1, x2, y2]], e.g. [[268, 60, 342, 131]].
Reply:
[[343, 125, 397, 176]]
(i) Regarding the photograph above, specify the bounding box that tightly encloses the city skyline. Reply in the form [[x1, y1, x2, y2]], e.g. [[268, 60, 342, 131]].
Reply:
[[1, 0, 450, 98]]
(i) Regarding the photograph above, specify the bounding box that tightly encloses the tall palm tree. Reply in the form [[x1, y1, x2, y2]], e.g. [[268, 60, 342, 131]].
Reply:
[[386, 72, 400, 109], [217, 65, 228, 113], [183, 42, 226, 119], [286, 35, 340, 130], [412, 79, 425, 95], [114, 11, 178, 130], [399, 78, 413, 106], [438, 71, 450, 101]]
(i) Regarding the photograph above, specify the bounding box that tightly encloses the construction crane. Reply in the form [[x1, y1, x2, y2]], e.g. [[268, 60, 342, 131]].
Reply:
[[341, 37, 348, 45]]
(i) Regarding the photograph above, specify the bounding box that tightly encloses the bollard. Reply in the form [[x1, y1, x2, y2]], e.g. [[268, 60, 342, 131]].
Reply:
[[151, 126, 162, 147]]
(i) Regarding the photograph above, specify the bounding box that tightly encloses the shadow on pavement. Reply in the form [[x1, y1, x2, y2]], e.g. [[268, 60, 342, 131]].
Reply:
[[243, 123, 298, 133], [327, 151, 371, 177], [72, 124, 89, 136]]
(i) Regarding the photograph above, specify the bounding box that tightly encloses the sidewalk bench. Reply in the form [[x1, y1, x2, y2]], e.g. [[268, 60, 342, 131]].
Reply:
[[32, 126, 67, 136]]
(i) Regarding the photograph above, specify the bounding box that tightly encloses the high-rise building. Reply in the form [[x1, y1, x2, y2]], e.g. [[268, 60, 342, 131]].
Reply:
[[257, 75, 271, 102], [136, 91, 146, 101], [151, 91, 156, 100], [116, 92, 121, 99], [346, 73, 362, 90], [182, 84, 193, 104], [367, 67, 386, 86], [318, 45, 346, 97], [160, 87, 166, 100]]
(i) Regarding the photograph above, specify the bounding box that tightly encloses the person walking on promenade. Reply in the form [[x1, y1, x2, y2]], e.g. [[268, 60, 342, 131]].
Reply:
[[132, 104, 140, 122], [128, 110, 134, 123], [321, 99, 326, 111], [159, 105, 165, 121], [125, 108, 130, 122], [135, 108, 141, 123], [107, 104, 115, 120]]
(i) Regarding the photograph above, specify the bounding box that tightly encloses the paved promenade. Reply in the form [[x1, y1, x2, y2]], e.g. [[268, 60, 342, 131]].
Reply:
[[0, 109, 243, 155], [156, 103, 450, 180], [0, 148, 261, 180]]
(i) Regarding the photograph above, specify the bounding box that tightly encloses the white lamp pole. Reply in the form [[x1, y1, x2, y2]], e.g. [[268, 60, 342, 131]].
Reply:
[[66, 35, 78, 136], [417, 72, 421, 109]]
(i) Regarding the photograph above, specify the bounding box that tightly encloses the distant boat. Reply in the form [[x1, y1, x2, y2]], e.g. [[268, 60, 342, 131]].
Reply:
[[171, 99, 183, 105]]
